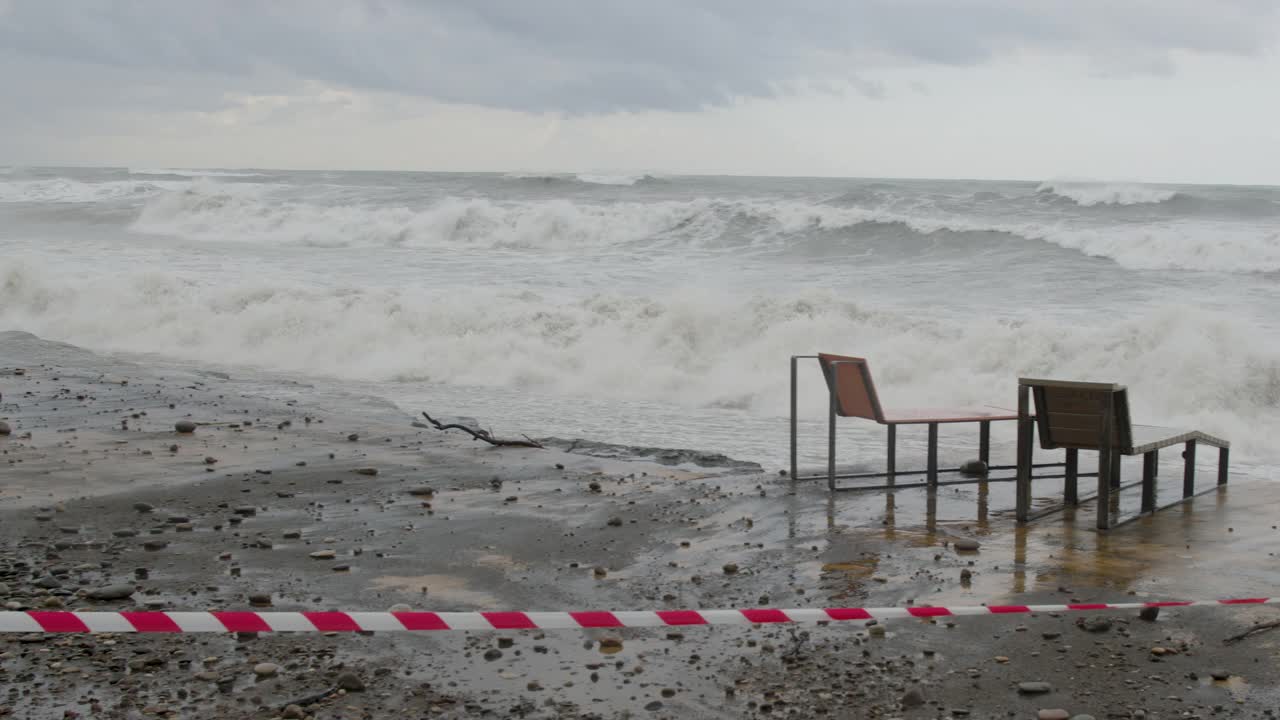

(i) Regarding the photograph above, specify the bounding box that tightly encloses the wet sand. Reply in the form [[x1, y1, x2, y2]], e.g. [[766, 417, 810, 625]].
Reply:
[[2, 331, 1280, 719]]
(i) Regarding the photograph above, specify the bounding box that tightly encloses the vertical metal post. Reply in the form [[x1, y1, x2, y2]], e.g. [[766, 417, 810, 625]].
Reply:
[[1097, 390, 1114, 531], [1016, 384, 1031, 524], [1110, 451, 1121, 490], [1218, 447, 1229, 486], [789, 356, 799, 481], [978, 421, 990, 467], [927, 423, 939, 488], [827, 394, 837, 492], [1182, 441, 1196, 498], [1064, 449, 1079, 506], [1141, 451, 1156, 513], [1152, 449, 1158, 477], [886, 425, 896, 483]]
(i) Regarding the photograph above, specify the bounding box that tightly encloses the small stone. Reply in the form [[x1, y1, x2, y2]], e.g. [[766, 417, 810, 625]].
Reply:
[[282, 530, 301, 539], [248, 594, 271, 607], [252, 662, 279, 677], [1038, 711, 1069, 720], [336, 671, 365, 691], [310, 550, 336, 560], [354, 467, 378, 476], [133, 503, 154, 513], [143, 540, 168, 551], [282, 705, 305, 720], [1069, 716, 1097, 720], [722, 563, 739, 575], [607, 517, 623, 527], [1018, 681, 1052, 694], [233, 506, 256, 516], [953, 538, 981, 552], [174, 421, 197, 434], [87, 584, 134, 601], [204, 456, 218, 465], [497, 637, 514, 649], [113, 529, 138, 538], [960, 569, 973, 582], [1138, 606, 1160, 622], [347, 433, 359, 442], [0, 421, 10, 436], [194, 671, 219, 682], [408, 487, 435, 497], [901, 687, 925, 708], [175, 523, 194, 532], [599, 637, 623, 650], [593, 566, 607, 578], [1083, 618, 1112, 633], [483, 649, 503, 661], [34, 576, 62, 589], [869, 625, 886, 637], [588, 481, 602, 492], [959, 459, 988, 476], [1209, 669, 1231, 681], [645, 701, 663, 712]]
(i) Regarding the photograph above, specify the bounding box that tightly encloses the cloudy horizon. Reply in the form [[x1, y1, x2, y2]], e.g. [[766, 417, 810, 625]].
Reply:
[[2, 1, 1279, 184]]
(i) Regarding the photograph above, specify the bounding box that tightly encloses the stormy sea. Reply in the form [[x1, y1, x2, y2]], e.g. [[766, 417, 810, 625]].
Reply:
[[3, 166, 1279, 473]]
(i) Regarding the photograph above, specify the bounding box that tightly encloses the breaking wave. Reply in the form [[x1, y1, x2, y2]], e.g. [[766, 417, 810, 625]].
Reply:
[[1037, 180, 1179, 206], [3, 258, 1279, 456], [0, 178, 184, 203], [126, 182, 1279, 272]]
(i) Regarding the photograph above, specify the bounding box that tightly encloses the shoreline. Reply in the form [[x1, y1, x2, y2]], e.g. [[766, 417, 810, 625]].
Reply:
[[2, 332, 1279, 719]]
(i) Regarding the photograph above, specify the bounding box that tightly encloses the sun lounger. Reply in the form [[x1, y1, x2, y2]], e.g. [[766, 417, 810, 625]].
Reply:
[[1015, 378, 1229, 529], [790, 353, 1047, 491]]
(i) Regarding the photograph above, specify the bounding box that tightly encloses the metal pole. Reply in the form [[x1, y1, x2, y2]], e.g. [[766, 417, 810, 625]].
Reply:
[[790, 356, 799, 480]]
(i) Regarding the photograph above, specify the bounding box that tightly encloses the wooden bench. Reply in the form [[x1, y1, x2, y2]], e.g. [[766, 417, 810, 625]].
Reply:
[[1015, 378, 1229, 529], [790, 353, 1043, 491]]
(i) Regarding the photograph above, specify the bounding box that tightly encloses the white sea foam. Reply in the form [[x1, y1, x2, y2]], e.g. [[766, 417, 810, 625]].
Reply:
[[4, 258, 1279, 456], [1037, 180, 1179, 206]]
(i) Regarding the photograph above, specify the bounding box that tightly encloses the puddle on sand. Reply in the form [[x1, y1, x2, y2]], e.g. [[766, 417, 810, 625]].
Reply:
[[368, 574, 500, 607]]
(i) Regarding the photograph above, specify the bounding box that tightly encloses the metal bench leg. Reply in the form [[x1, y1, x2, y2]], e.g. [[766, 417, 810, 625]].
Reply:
[[1110, 451, 1121, 490], [927, 423, 939, 488], [1064, 449, 1079, 506], [1097, 391, 1114, 530], [979, 420, 990, 467], [1152, 448, 1162, 509], [790, 356, 799, 480], [1218, 446, 1229, 486], [1182, 441, 1196, 499], [887, 425, 896, 483], [1015, 385, 1032, 524], [827, 394, 837, 492]]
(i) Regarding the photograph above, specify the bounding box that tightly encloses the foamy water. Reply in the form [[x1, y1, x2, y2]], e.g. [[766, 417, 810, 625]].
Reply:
[[3, 166, 1279, 470]]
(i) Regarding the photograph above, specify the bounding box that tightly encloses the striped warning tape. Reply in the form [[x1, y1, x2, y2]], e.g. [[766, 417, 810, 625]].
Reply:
[[0, 598, 1274, 633]]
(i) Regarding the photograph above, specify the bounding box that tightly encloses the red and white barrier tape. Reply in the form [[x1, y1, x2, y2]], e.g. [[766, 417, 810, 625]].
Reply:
[[1, 598, 1274, 633]]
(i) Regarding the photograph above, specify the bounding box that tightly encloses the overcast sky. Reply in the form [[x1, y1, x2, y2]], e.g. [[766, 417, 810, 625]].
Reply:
[[1, 1, 1278, 183]]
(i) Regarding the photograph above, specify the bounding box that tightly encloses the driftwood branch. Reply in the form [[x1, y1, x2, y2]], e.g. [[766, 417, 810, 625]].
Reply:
[[421, 412, 544, 449], [1223, 619, 1280, 645]]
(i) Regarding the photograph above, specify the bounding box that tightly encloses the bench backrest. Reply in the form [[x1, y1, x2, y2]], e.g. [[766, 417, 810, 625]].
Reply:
[[1020, 378, 1133, 451], [818, 353, 885, 422]]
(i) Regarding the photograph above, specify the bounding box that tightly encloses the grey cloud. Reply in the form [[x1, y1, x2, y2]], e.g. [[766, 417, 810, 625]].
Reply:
[[1, 0, 1277, 114]]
